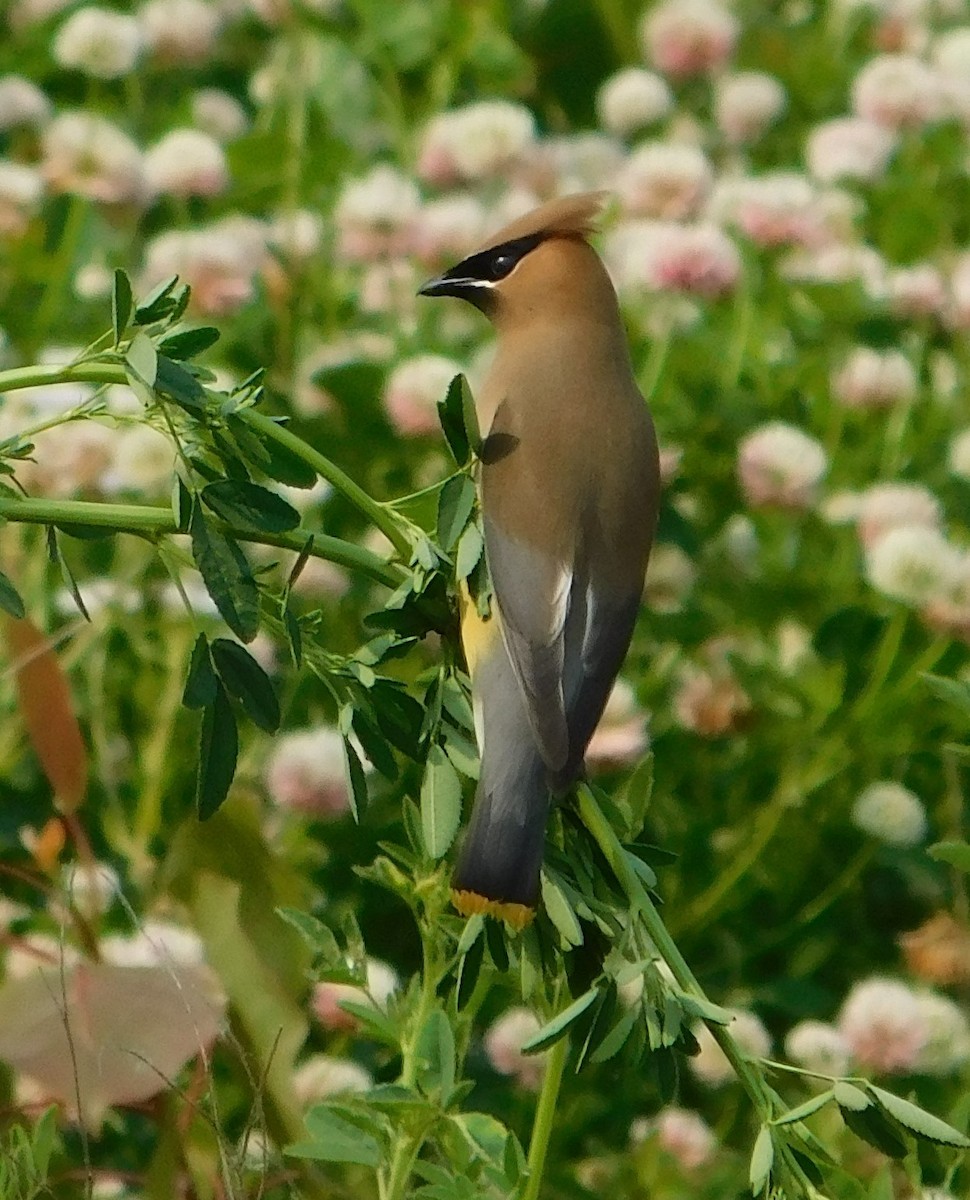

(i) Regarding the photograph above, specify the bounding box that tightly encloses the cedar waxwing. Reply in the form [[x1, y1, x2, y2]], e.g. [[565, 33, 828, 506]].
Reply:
[[419, 192, 660, 929]]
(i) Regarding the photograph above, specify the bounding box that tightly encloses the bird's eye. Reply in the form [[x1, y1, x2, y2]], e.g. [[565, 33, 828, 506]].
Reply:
[[488, 251, 515, 279]]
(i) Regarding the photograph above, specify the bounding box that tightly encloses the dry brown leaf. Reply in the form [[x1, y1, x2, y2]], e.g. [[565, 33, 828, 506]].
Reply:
[[5, 615, 88, 812]]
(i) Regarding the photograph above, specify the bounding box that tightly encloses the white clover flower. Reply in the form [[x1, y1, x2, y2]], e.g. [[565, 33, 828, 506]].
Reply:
[[737, 422, 828, 510], [268, 208, 324, 260], [913, 991, 970, 1074], [856, 482, 941, 549], [865, 525, 962, 605], [933, 27, 970, 78], [42, 112, 145, 205], [52, 578, 141, 619], [784, 1020, 850, 1077], [312, 958, 399, 1031], [851, 54, 946, 129], [293, 1055, 372, 1105], [691, 1010, 771, 1086], [0, 161, 44, 238], [264, 726, 350, 818], [484, 1008, 547, 1090], [410, 194, 487, 267], [384, 355, 463, 438], [781, 242, 888, 292], [640, 0, 738, 79], [831, 346, 917, 409], [838, 977, 928, 1073], [191, 88, 249, 142], [423, 101, 536, 185], [852, 781, 928, 847], [805, 117, 896, 183], [715, 72, 786, 144], [608, 219, 741, 298], [53, 6, 143, 79], [101, 424, 176, 495], [142, 218, 267, 317], [596, 68, 673, 137], [0, 76, 52, 130], [886, 263, 946, 318], [139, 0, 222, 64], [334, 164, 420, 261], [643, 543, 696, 613], [631, 1107, 716, 1170], [145, 129, 228, 199], [947, 428, 970, 479], [10, 0, 75, 28], [710, 173, 824, 249], [586, 679, 648, 772], [618, 140, 713, 220], [74, 261, 114, 300], [543, 132, 626, 195]]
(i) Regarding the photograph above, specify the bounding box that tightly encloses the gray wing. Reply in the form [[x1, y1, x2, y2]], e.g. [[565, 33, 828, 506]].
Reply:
[[482, 509, 572, 773]]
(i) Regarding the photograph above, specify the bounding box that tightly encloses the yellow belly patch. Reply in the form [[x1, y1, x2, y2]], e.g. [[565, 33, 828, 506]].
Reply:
[[458, 579, 500, 677]]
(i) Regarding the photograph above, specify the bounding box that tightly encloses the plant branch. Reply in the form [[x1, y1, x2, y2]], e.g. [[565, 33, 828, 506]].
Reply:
[[576, 784, 817, 1196], [0, 495, 404, 588], [522, 1036, 569, 1200], [0, 361, 413, 560]]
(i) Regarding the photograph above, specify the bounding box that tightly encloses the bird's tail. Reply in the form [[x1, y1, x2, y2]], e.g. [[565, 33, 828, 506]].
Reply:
[[451, 616, 549, 929]]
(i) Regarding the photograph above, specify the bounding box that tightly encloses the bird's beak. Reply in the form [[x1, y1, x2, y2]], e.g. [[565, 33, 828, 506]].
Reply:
[[418, 274, 478, 299]]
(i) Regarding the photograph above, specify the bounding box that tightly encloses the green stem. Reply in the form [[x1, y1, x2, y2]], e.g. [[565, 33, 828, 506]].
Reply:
[[522, 1036, 569, 1200], [229, 410, 412, 560], [382, 919, 440, 1200], [852, 607, 908, 720], [0, 362, 412, 560], [32, 195, 88, 353], [0, 495, 403, 588]]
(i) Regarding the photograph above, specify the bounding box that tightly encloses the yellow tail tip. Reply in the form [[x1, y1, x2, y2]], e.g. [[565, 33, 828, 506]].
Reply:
[[450, 888, 535, 931]]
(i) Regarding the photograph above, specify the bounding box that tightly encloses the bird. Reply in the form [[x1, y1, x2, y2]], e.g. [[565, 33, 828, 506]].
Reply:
[[418, 191, 660, 929]]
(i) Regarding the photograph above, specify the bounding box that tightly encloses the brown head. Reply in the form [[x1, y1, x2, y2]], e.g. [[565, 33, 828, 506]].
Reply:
[[418, 191, 620, 330]]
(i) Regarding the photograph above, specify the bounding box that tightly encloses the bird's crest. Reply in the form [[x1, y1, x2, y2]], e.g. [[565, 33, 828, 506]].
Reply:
[[473, 191, 610, 256]]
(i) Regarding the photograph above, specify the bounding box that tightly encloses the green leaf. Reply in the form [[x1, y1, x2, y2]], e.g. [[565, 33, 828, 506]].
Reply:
[[112, 269, 133, 345], [259, 430, 318, 489], [201, 479, 300, 534], [415, 1007, 456, 1101], [840, 1103, 908, 1160], [420, 744, 462, 859], [134, 274, 179, 324], [868, 1086, 970, 1148], [343, 736, 368, 822], [923, 673, 970, 718], [455, 521, 484, 581], [589, 1005, 639, 1064], [159, 326, 220, 361], [459, 374, 481, 455], [928, 840, 970, 874], [521, 988, 598, 1054], [485, 919, 509, 972], [540, 870, 583, 947], [210, 638, 280, 732], [677, 992, 733, 1025], [155, 354, 205, 412], [437, 374, 470, 465], [457, 913, 485, 956], [437, 474, 476, 553], [190, 506, 260, 642], [0, 568, 25, 619], [773, 1090, 835, 1126], [125, 330, 158, 388], [284, 604, 302, 668], [337, 998, 399, 1045], [457, 932, 484, 1010], [288, 1105, 381, 1167], [197, 682, 238, 819], [183, 633, 217, 709], [47, 527, 89, 622], [749, 1126, 774, 1196], [834, 1082, 871, 1111], [275, 907, 347, 971], [172, 475, 192, 532], [618, 753, 654, 840]]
